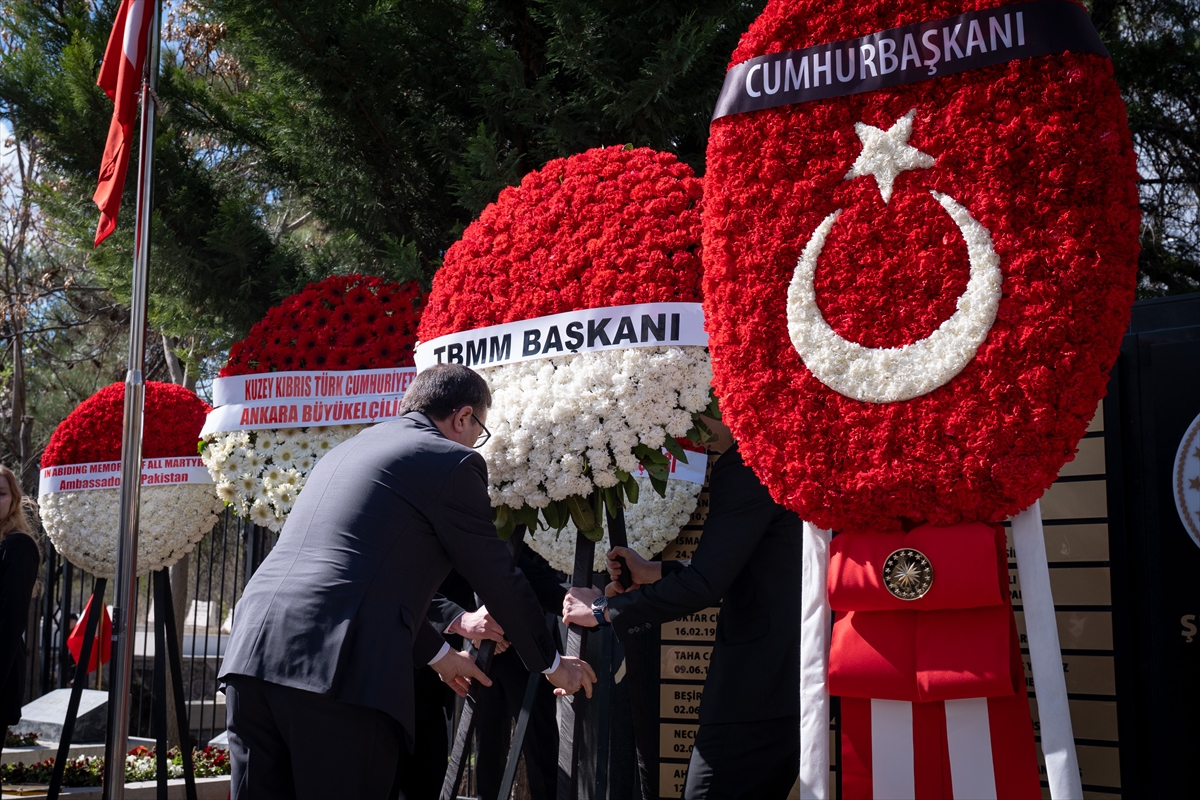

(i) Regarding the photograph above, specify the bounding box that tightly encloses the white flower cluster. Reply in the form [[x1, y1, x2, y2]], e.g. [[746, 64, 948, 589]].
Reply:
[[527, 477, 701, 573], [786, 191, 1001, 404], [199, 425, 367, 531], [39, 485, 223, 579], [477, 345, 711, 570]]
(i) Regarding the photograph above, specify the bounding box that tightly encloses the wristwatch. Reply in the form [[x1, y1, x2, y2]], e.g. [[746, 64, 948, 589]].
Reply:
[[591, 594, 610, 628]]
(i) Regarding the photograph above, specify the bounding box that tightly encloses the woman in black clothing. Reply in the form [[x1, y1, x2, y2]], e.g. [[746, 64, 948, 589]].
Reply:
[[0, 465, 41, 755]]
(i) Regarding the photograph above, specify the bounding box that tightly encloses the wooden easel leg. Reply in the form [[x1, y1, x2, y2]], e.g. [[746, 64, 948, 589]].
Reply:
[[48, 577, 107, 800], [155, 568, 198, 800]]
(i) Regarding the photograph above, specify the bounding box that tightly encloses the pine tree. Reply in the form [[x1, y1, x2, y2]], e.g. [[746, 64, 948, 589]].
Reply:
[[1092, 0, 1200, 295]]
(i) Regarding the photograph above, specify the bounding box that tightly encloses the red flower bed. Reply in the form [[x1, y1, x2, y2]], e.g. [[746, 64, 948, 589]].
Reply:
[[703, 0, 1139, 532], [222, 275, 425, 376], [42, 383, 211, 467], [419, 145, 703, 339]]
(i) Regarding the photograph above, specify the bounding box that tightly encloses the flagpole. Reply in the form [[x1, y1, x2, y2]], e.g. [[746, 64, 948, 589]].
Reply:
[[103, 0, 161, 796]]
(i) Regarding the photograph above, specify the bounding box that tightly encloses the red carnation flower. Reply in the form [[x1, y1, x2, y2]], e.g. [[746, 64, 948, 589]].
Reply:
[[42, 382, 212, 467], [419, 146, 704, 339], [220, 275, 426, 377], [703, 0, 1139, 532]]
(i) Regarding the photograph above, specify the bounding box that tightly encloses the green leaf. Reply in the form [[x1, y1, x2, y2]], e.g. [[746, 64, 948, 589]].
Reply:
[[567, 494, 596, 533], [648, 473, 668, 498], [663, 436, 689, 464], [706, 390, 722, 420], [542, 500, 565, 531], [615, 468, 631, 483], [602, 485, 622, 518], [515, 504, 542, 532], [493, 505, 516, 541], [622, 474, 640, 505]]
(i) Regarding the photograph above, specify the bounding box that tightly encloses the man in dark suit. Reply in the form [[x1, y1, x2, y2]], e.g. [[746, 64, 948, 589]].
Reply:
[[563, 424, 802, 800], [220, 364, 595, 800]]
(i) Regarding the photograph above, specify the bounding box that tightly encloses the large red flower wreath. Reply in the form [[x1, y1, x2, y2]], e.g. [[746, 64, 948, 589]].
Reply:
[[703, 0, 1139, 532], [42, 382, 211, 467], [222, 275, 425, 376], [419, 146, 703, 339]]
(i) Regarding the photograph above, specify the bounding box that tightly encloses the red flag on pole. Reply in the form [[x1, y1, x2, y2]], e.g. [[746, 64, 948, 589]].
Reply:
[[93, 0, 153, 247], [66, 595, 114, 673]]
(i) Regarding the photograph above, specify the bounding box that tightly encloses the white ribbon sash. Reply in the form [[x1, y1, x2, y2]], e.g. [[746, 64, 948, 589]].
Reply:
[[202, 367, 418, 434], [414, 302, 707, 372], [39, 456, 212, 495]]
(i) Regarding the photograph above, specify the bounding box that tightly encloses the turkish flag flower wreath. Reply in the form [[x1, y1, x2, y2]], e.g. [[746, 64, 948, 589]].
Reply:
[[200, 275, 425, 531], [702, 0, 1139, 797], [419, 145, 716, 572], [38, 382, 223, 578]]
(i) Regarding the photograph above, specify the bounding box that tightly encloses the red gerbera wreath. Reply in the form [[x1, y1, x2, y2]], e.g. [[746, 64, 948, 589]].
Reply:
[[222, 275, 425, 376], [42, 382, 211, 467], [702, 0, 1139, 532]]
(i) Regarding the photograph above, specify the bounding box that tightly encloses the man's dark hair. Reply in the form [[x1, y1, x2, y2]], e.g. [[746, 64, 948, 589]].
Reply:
[[401, 364, 492, 420]]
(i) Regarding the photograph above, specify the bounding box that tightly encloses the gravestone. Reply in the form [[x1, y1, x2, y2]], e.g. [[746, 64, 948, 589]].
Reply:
[[11, 689, 109, 743]]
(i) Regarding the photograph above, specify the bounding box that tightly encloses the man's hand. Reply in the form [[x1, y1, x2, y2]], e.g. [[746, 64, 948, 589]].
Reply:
[[562, 586, 603, 627], [430, 649, 493, 698], [545, 656, 598, 698], [447, 607, 509, 654], [606, 546, 661, 591]]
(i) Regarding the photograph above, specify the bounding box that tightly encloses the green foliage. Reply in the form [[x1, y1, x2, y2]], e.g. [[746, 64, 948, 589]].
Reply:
[[1090, 0, 1200, 295], [196, 0, 764, 271], [0, 0, 306, 349]]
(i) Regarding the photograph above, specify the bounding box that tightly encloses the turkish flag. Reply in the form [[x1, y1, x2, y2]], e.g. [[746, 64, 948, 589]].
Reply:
[[66, 595, 113, 673], [93, 0, 152, 247]]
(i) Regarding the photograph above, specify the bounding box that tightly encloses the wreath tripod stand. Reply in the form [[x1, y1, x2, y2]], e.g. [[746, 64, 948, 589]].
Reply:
[[47, 568, 198, 800]]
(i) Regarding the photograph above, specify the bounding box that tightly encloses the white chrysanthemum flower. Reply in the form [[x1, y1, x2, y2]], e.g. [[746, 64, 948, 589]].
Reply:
[[273, 443, 297, 468], [271, 483, 298, 513], [238, 474, 259, 495], [476, 346, 711, 571], [38, 485, 222, 578], [262, 465, 284, 487], [200, 424, 369, 529], [254, 431, 279, 456], [249, 498, 274, 526], [216, 481, 238, 503], [242, 450, 265, 471]]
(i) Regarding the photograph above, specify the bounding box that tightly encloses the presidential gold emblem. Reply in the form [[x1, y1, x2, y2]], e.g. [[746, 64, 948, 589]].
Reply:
[[883, 548, 933, 600]]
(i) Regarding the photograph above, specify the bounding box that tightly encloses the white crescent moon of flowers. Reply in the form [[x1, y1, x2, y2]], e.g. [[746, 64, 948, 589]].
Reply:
[[786, 191, 1002, 404]]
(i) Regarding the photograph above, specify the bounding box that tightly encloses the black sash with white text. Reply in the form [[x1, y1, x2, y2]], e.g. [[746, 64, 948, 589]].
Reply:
[[711, 0, 1107, 120]]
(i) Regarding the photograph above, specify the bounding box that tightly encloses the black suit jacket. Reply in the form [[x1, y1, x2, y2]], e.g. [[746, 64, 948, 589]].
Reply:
[[0, 532, 39, 726], [219, 413, 557, 742], [607, 444, 802, 725]]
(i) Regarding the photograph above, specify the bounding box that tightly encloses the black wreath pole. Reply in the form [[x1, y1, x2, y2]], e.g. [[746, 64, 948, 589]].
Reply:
[[440, 525, 528, 800], [604, 500, 660, 799], [48, 577, 107, 800], [556, 507, 598, 800], [153, 568, 198, 800], [496, 663, 542, 799]]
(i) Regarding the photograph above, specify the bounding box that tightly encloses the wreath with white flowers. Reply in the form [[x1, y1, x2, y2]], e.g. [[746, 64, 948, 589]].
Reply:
[[419, 146, 716, 572], [38, 382, 223, 578], [200, 275, 424, 531]]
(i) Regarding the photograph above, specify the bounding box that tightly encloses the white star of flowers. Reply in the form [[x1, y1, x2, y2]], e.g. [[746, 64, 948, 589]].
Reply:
[[844, 109, 935, 204]]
